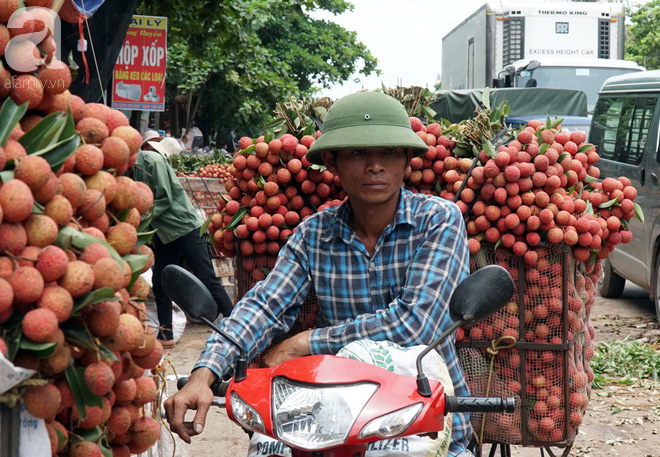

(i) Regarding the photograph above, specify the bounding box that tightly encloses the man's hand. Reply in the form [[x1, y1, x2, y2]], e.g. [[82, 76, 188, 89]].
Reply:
[[261, 330, 312, 367], [164, 367, 217, 443]]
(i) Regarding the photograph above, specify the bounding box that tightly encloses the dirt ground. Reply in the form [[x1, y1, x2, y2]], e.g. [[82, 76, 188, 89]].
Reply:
[[162, 282, 660, 457]]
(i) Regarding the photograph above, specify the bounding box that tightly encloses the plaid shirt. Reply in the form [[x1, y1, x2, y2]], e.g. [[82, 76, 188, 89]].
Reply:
[[195, 188, 472, 455]]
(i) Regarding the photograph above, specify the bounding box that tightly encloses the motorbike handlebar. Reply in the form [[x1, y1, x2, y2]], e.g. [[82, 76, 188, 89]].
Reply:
[[445, 396, 516, 414], [177, 376, 229, 398]]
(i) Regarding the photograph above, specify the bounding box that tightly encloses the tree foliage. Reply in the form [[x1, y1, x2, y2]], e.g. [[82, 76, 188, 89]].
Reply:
[[141, 0, 379, 143], [626, 0, 660, 70]]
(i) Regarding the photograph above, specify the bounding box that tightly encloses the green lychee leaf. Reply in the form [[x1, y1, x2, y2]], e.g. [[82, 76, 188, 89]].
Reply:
[[65, 362, 103, 420], [123, 253, 151, 290], [0, 170, 14, 183], [200, 216, 213, 238], [78, 425, 104, 443], [34, 134, 81, 172], [539, 143, 550, 155], [578, 143, 595, 153], [56, 226, 123, 265], [135, 228, 157, 248], [598, 196, 621, 209], [0, 97, 28, 148], [583, 175, 598, 183], [62, 325, 117, 362], [18, 111, 67, 153], [18, 340, 57, 358], [99, 439, 113, 457], [634, 201, 645, 223], [138, 210, 154, 233], [222, 206, 247, 231], [72, 287, 117, 314]]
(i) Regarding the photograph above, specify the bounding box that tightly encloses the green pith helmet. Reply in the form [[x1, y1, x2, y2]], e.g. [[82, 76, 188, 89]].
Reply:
[[306, 91, 429, 165]]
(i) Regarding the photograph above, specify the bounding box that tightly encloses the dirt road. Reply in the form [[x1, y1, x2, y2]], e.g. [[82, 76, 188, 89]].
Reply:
[[162, 283, 660, 457]]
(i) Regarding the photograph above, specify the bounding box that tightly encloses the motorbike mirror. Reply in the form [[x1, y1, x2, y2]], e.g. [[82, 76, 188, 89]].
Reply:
[[160, 265, 249, 382], [161, 265, 217, 321], [415, 264, 514, 397], [448, 265, 514, 325]]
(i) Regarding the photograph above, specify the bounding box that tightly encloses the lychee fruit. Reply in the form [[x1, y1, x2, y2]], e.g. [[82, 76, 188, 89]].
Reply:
[[24, 214, 58, 247], [128, 275, 149, 300], [36, 245, 69, 282], [79, 243, 112, 264], [106, 222, 138, 255], [77, 189, 106, 221], [37, 60, 72, 95], [106, 405, 132, 436], [111, 125, 141, 155], [22, 308, 58, 342], [32, 172, 59, 205], [0, 277, 14, 324], [84, 170, 117, 204], [22, 383, 61, 421], [134, 181, 154, 215], [101, 136, 130, 170], [92, 258, 126, 291], [76, 117, 109, 145], [10, 75, 44, 109], [106, 110, 130, 133], [131, 339, 164, 369], [82, 300, 121, 337], [128, 416, 160, 453], [58, 172, 87, 209], [69, 441, 102, 457], [0, 221, 27, 254], [84, 362, 115, 396], [0, 179, 34, 222], [44, 195, 73, 226], [10, 265, 44, 304], [14, 155, 51, 190], [37, 284, 73, 323], [133, 376, 157, 405], [4, 139, 26, 162], [113, 377, 137, 403], [73, 144, 104, 176], [58, 260, 94, 297], [109, 176, 138, 211]]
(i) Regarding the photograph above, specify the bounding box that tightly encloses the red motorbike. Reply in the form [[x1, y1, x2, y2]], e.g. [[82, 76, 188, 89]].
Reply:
[[163, 264, 516, 457]]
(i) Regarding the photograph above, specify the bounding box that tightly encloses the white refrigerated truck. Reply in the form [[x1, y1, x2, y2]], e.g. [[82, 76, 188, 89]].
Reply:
[[441, 2, 644, 112]]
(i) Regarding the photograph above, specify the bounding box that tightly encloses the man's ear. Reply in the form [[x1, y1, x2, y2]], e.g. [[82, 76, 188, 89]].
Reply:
[[322, 151, 336, 174]]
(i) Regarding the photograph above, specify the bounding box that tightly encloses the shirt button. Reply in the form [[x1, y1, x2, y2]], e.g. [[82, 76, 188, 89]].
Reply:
[[369, 262, 376, 268]]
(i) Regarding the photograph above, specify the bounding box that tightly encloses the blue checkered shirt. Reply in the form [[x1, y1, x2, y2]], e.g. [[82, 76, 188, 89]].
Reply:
[[195, 188, 473, 455]]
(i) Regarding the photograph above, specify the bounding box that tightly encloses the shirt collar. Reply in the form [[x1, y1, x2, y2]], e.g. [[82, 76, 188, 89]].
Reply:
[[321, 187, 417, 243]]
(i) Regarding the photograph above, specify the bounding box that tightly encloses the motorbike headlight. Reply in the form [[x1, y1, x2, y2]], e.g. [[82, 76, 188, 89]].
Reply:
[[358, 403, 424, 440], [272, 377, 378, 450], [230, 391, 265, 433]]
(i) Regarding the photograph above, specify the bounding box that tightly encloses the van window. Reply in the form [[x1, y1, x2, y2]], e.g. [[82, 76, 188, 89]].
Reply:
[[590, 95, 658, 165]]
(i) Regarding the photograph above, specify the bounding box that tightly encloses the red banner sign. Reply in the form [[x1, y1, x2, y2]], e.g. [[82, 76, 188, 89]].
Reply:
[[111, 15, 167, 111]]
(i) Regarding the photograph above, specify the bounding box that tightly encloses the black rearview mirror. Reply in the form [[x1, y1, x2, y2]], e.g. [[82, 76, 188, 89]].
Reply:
[[161, 265, 217, 321], [448, 264, 514, 324]]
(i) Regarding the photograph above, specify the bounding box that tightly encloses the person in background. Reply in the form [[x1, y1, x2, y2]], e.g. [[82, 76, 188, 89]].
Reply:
[[133, 137, 233, 348], [164, 91, 474, 456]]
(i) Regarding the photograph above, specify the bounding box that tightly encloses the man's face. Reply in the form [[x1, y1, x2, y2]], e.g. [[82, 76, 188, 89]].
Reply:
[[322, 148, 412, 206]]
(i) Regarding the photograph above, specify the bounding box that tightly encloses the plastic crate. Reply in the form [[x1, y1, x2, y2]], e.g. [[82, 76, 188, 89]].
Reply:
[[178, 176, 227, 220]]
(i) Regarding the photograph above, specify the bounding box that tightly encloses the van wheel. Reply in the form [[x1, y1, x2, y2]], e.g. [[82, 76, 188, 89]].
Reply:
[[598, 259, 625, 298]]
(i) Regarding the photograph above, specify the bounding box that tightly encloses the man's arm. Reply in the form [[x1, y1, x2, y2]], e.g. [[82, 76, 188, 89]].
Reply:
[[150, 157, 175, 219], [193, 227, 314, 378]]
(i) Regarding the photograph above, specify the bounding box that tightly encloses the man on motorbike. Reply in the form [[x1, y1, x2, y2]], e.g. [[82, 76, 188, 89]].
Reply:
[[164, 91, 474, 456]]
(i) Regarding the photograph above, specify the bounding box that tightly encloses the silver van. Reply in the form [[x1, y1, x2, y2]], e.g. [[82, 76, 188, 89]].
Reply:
[[590, 70, 660, 321]]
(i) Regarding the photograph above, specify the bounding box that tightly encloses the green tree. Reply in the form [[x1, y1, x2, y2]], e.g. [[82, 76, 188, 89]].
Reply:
[[626, 0, 660, 70], [141, 0, 378, 143]]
